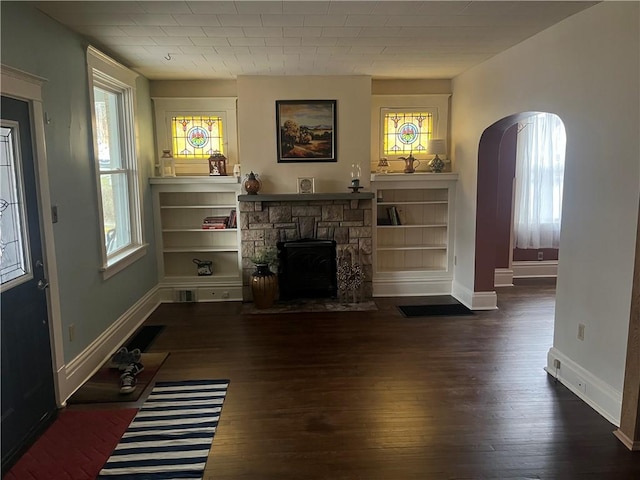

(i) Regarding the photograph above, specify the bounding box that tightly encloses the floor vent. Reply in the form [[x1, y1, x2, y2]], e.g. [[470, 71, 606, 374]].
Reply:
[[176, 289, 197, 302]]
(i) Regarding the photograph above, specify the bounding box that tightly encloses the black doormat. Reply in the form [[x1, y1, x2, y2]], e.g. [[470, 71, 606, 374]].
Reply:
[[398, 303, 473, 318], [125, 325, 165, 352]]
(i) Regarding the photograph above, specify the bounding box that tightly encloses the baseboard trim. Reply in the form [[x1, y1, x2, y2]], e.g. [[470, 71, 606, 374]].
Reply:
[[513, 260, 558, 278], [451, 281, 497, 310], [57, 286, 161, 404], [613, 429, 640, 451], [494, 268, 514, 287], [546, 347, 622, 426], [373, 278, 453, 297]]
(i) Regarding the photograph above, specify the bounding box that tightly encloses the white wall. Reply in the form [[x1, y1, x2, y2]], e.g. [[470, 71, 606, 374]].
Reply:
[[451, 2, 639, 423], [236, 76, 371, 193]]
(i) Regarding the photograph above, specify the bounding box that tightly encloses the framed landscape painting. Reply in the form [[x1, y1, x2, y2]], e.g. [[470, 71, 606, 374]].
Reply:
[[276, 100, 336, 163]]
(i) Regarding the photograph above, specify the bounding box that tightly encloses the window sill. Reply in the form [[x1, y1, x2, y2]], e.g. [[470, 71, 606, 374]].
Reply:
[[100, 243, 148, 280]]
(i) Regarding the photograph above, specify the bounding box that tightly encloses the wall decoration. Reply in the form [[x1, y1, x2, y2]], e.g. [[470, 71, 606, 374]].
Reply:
[[297, 177, 315, 194], [276, 100, 336, 163]]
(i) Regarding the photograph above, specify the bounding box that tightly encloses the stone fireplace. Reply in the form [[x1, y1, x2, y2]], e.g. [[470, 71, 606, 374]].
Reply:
[[238, 193, 374, 301]]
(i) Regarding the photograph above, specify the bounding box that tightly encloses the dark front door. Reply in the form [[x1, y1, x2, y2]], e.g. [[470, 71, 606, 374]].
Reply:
[[1, 95, 56, 471]]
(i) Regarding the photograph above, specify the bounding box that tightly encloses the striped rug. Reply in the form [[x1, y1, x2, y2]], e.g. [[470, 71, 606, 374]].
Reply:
[[97, 379, 229, 479]]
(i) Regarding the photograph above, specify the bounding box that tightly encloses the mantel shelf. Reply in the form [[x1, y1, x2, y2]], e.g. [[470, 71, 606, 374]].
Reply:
[[238, 192, 374, 202]]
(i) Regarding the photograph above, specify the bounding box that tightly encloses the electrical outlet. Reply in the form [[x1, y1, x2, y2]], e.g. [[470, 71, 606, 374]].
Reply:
[[576, 376, 587, 393], [222, 291, 230, 299], [68, 324, 75, 342], [537, 251, 544, 261], [578, 323, 585, 341], [553, 359, 561, 369]]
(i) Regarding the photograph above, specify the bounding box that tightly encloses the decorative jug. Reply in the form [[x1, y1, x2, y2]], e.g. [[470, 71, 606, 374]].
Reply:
[[244, 171, 261, 195], [193, 258, 213, 276], [400, 154, 420, 173]]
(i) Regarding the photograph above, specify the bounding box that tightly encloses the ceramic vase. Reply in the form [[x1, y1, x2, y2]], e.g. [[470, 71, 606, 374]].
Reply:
[[251, 264, 278, 309]]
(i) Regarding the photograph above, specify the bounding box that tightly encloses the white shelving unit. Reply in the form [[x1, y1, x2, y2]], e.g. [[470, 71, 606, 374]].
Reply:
[[370, 173, 458, 297], [151, 176, 242, 302]]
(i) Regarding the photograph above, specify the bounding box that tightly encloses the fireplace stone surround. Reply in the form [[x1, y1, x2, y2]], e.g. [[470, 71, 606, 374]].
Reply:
[[238, 193, 374, 302]]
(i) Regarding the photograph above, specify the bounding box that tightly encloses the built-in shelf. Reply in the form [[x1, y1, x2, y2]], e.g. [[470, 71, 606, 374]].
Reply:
[[151, 177, 243, 302], [370, 173, 457, 297]]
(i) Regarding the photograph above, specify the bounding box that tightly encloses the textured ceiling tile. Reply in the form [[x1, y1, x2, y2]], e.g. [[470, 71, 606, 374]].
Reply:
[[260, 14, 305, 26], [301, 37, 339, 47], [119, 26, 166, 37], [345, 15, 389, 27], [186, 1, 238, 14], [321, 27, 361, 38], [242, 27, 284, 38], [150, 36, 194, 46], [235, 1, 284, 14], [172, 14, 221, 27], [191, 37, 232, 46], [265, 37, 302, 46], [99, 36, 157, 46], [217, 14, 262, 27], [129, 14, 179, 26], [202, 26, 245, 37], [140, 1, 193, 14], [228, 37, 267, 47], [283, 27, 322, 37], [303, 15, 348, 27], [161, 26, 207, 37]]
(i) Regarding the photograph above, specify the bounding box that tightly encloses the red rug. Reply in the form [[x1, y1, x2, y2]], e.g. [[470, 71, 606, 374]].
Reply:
[[5, 408, 137, 480]]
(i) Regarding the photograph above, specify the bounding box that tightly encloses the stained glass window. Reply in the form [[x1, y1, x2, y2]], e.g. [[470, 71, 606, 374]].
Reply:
[[0, 124, 30, 287], [382, 111, 433, 156], [172, 115, 224, 158]]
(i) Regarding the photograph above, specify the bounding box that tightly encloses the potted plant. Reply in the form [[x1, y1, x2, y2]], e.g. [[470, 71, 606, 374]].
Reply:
[[249, 246, 279, 309]]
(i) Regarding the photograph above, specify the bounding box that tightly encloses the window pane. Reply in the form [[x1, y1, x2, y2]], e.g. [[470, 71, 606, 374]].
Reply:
[[383, 111, 432, 156], [101, 172, 131, 254], [94, 87, 123, 171], [0, 125, 30, 285], [172, 115, 224, 158]]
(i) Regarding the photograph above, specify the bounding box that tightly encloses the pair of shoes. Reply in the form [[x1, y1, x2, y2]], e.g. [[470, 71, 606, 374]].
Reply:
[[119, 373, 137, 394], [122, 362, 144, 377], [109, 347, 141, 370], [119, 362, 144, 394]]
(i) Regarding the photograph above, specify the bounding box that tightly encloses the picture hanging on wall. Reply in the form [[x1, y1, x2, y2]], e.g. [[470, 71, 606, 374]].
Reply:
[[276, 100, 337, 163]]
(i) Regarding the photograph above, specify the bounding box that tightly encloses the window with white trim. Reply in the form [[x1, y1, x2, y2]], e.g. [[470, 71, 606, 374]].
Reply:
[[87, 46, 145, 277]]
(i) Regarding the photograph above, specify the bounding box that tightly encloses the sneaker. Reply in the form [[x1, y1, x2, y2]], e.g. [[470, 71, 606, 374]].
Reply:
[[119, 373, 136, 394], [108, 347, 129, 369], [121, 362, 144, 377], [117, 349, 142, 371]]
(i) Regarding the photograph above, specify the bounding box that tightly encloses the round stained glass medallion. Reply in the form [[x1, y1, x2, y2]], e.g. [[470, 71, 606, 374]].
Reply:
[[397, 123, 419, 145], [187, 126, 209, 148]]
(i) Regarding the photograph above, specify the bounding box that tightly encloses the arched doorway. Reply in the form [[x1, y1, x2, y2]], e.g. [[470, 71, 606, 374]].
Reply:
[[474, 112, 565, 292]]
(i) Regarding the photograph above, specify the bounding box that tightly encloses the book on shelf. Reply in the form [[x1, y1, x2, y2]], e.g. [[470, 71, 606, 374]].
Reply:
[[386, 206, 401, 225], [228, 208, 237, 229], [202, 215, 229, 229]]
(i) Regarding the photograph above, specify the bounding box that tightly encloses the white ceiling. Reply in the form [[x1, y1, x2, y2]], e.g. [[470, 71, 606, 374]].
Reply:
[[33, 1, 598, 80]]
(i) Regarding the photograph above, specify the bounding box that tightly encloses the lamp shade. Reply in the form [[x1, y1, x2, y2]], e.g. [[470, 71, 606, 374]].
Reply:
[[426, 139, 447, 155]]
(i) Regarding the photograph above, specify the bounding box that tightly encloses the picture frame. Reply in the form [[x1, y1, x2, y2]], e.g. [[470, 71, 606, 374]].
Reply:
[[297, 177, 315, 194], [276, 100, 337, 163]]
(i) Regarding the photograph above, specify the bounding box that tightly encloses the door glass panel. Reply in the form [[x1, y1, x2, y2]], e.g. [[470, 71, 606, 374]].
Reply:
[[0, 124, 31, 287]]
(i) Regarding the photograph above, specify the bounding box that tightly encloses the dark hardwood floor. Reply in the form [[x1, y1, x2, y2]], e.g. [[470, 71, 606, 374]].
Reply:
[[105, 280, 640, 478]]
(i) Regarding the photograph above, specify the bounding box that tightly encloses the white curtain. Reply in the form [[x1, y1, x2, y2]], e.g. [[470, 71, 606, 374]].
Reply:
[[514, 113, 566, 249]]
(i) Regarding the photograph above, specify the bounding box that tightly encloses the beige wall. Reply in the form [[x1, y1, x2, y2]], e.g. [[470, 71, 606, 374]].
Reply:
[[236, 76, 372, 194], [451, 2, 639, 422]]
